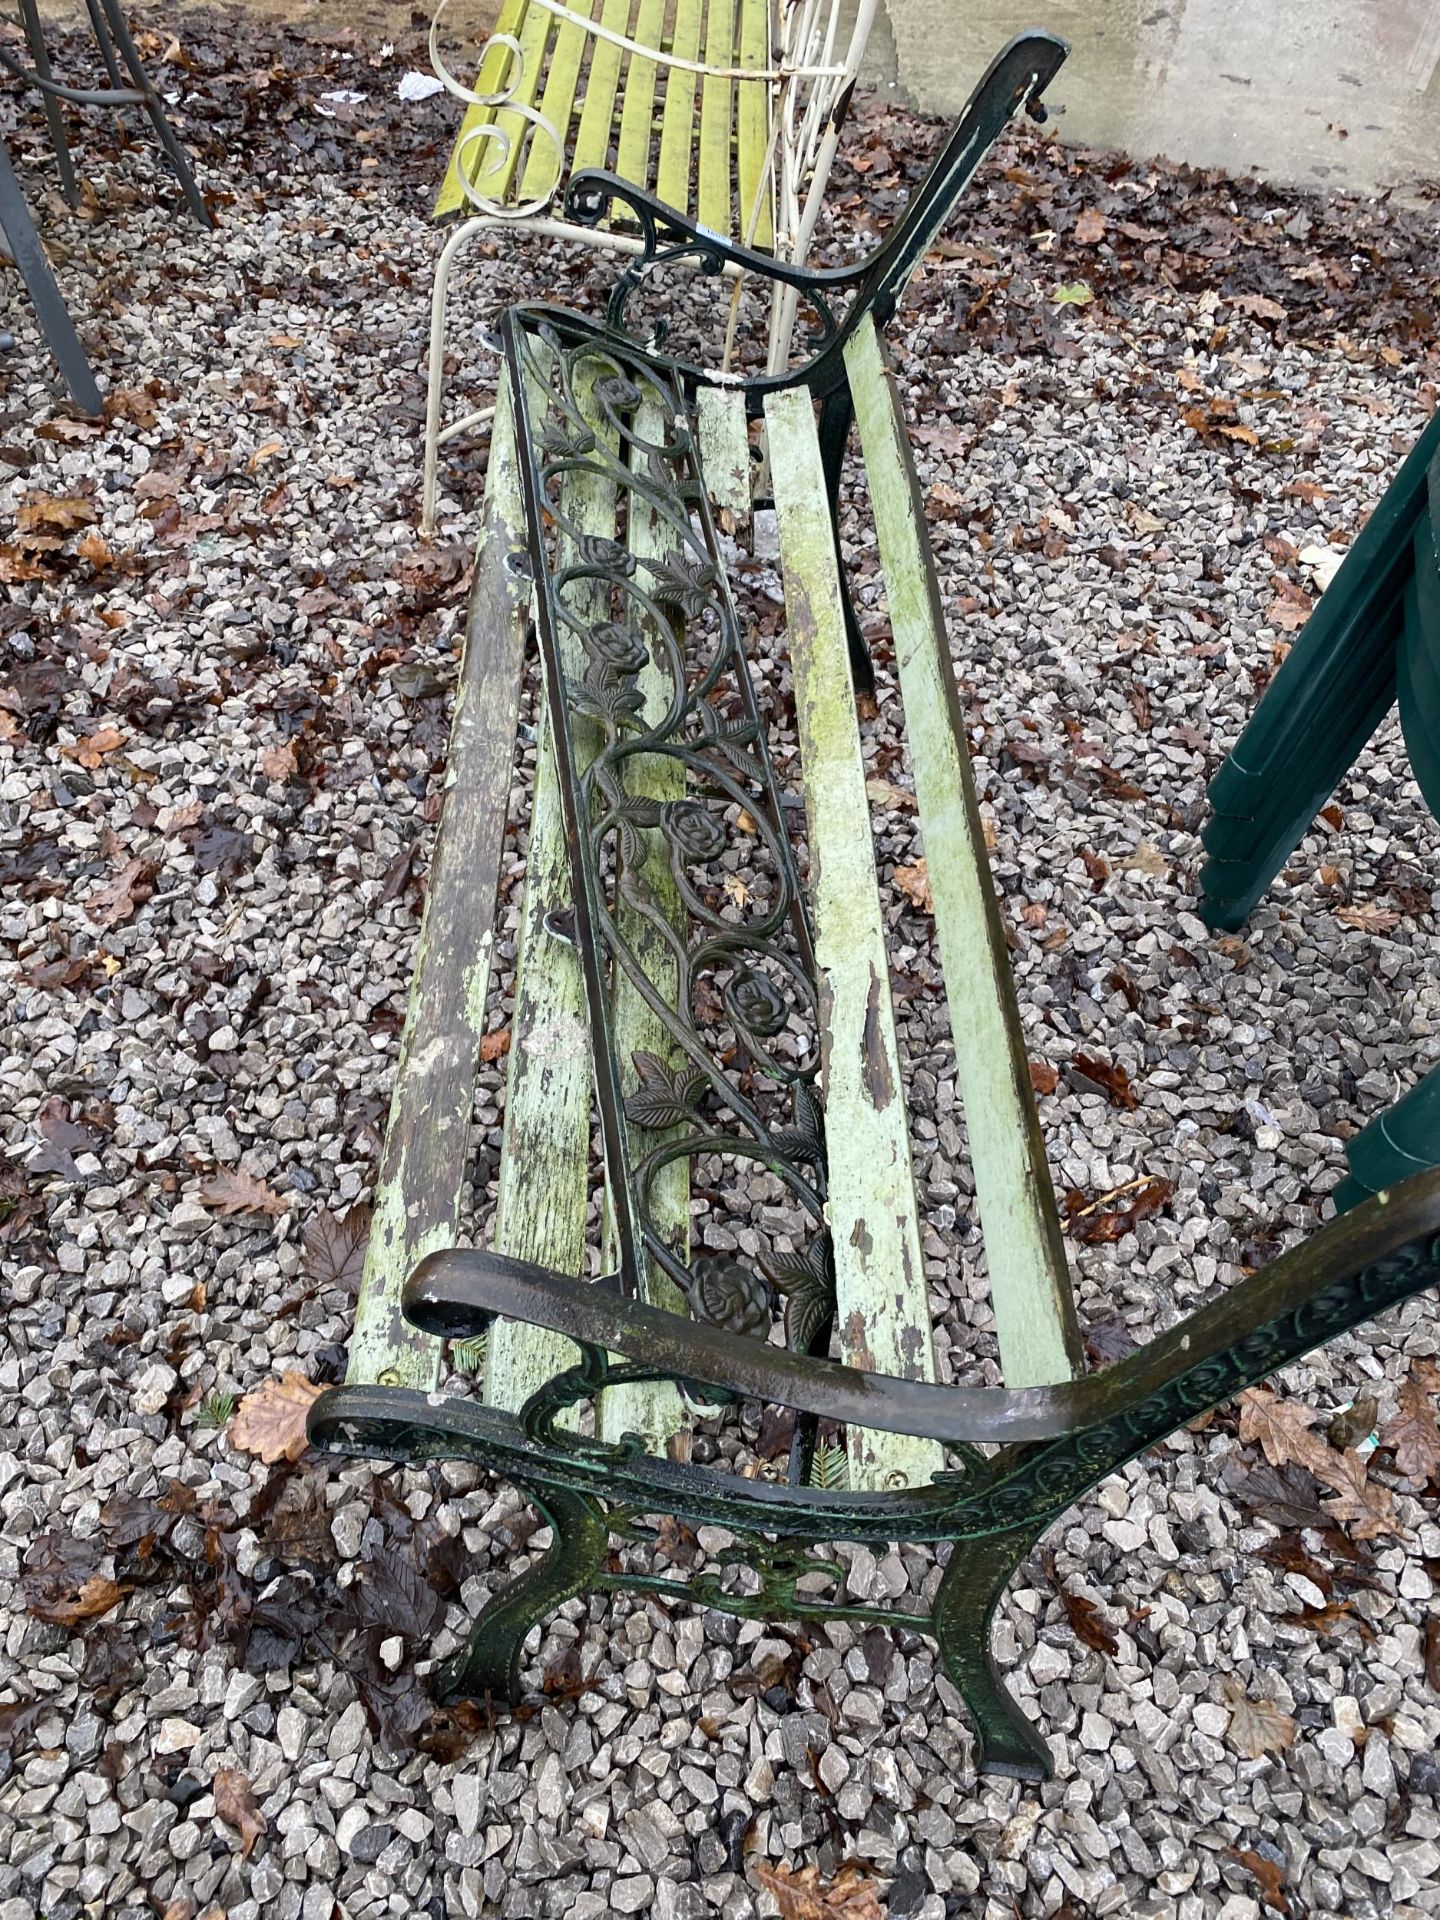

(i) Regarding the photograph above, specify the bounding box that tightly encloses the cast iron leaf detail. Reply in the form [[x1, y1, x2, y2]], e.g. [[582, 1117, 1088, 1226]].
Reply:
[[625, 1050, 708, 1131], [649, 549, 718, 622], [763, 1232, 835, 1354], [614, 795, 665, 869], [572, 660, 646, 727], [726, 968, 789, 1039], [769, 1081, 826, 1165], [662, 799, 727, 863], [538, 420, 596, 460], [684, 1256, 772, 1339]]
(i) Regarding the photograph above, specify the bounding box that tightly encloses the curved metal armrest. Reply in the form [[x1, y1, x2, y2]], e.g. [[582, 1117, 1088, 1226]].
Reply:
[[560, 30, 1069, 390], [405, 1171, 1440, 1451]]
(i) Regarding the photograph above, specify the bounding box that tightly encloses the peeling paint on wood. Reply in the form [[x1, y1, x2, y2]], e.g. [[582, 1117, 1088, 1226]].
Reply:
[[765, 383, 943, 1493], [346, 378, 531, 1391], [844, 317, 1083, 1390], [696, 388, 751, 520]]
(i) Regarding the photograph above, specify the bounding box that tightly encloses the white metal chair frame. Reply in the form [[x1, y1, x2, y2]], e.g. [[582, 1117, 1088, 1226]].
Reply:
[[421, 0, 881, 532]]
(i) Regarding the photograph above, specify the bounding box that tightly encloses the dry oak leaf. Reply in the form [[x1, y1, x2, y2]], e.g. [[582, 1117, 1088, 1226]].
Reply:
[[62, 725, 125, 768], [213, 1766, 267, 1858], [1318, 1447, 1402, 1540], [1238, 1388, 1329, 1476], [1383, 1368, 1440, 1481], [1221, 1677, 1297, 1758], [229, 1373, 325, 1464], [893, 859, 933, 912], [754, 1861, 884, 1920], [303, 1205, 371, 1296], [17, 493, 97, 534], [197, 1169, 288, 1218], [1335, 904, 1401, 934]]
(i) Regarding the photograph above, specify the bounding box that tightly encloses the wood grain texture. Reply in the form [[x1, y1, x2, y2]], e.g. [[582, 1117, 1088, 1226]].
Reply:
[[765, 383, 943, 1492], [845, 318, 1082, 1389], [347, 379, 530, 1390]]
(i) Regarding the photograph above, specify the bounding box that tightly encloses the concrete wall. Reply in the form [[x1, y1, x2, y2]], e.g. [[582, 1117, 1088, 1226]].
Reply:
[[867, 0, 1440, 197]]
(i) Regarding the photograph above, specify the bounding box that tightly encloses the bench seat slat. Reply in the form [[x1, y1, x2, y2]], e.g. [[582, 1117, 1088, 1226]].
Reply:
[[346, 378, 531, 1392], [696, 387, 751, 517], [595, 389, 693, 1449], [485, 351, 613, 1414], [656, 0, 704, 218], [520, 0, 599, 204], [571, 0, 631, 174], [765, 384, 943, 1492], [475, 0, 555, 207], [614, 0, 667, 191], [433, 0, 532, 218], [698, 0, 738, 238], [845, 318, 1083, 1389], [735, 0, 774, 248]]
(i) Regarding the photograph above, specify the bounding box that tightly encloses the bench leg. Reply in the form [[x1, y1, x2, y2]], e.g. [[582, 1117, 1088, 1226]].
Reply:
[[932, 1524, 1052, 1781], [432, 1484, 610, 1705]]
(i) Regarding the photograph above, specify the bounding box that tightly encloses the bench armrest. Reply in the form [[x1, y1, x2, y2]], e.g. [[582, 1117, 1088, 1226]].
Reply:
[[404, 1170, 1440, 1455], [561, 29, 1069, 398]]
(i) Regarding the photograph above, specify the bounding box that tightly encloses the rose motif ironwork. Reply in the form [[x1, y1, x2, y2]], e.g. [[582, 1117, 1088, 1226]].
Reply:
[[662, 799, 726, 863], [575, 533, 636, 575], [726, 968, 789, 1039], [583, 621, 649, 675], [684, 1256, 772, 1340]]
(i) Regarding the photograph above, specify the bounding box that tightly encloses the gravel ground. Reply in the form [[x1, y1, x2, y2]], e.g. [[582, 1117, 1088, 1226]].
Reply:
[[4, 11, 1440, 1920]]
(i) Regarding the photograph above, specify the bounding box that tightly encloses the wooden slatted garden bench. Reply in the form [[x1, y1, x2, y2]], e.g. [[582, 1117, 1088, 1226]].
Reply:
[[311, 33, 1440, 1779]]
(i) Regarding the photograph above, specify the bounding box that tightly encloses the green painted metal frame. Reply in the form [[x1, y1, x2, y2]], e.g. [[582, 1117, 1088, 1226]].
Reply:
[[310, 31, 1440, 1779]]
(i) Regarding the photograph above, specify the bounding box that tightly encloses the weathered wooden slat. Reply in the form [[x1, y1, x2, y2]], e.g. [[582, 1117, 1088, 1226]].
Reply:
[[478, 0, 556, 206], [656, 0, 704, 217], [347, 378, 531, 1391], [433, 0, 531, 218], [485, 355, 613, 1413], [735, 0, 774, 248], [764, 384, 943, 1492], [615, 0, 667, 191], [696, 387, 752, 517], [698, 0, 738, 237], [596, 389, 692, 1450], [571, 0, 631, 174], [845, 318, 1083, 1389], [520, 0, 598, 203]]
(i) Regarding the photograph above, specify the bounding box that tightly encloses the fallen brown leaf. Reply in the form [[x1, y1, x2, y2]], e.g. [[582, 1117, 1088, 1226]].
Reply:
[[229, 1373, 325, 1465], [213, 1766, 267, 1858], [1318, 1448, 1402, 1540], [1029, 1060, 1059, 1095], [1072, 1054, 1139, 1110], [754, 1861, 884, 1920], [1221, 1677, 1297, 1758], [86, 857, 157, 928], [17, 493, 97, 534], [893, 860, 933, 912], [1073, 206, 1106, 245], [198, 1169, 288, 1218], [1230, 1845, 1291, 1915], [1238, 1388, 1328, 1476], [61, 725, 125, 768], [1382, 1368, 1440, 1481], [1059, 1587, 1119, 1656], [304, 1206, 371, 1296], [479, 1027, 512, 1065], [1335, 904, 1401, 934]]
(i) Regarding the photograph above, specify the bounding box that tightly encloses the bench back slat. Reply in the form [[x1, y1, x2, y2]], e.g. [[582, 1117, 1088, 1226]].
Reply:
[[520, 0, 600, 204], [594, 389, 694, 1451], [735, 0, 775, 248], [845, 318, 1082, 1388], [656, 0, 705, 219], [346, 378, 532, 1392], [765, 383, 944, 1492], [485, 351, 613, 1414], [614, 0, 667, 193], [433, 0, 533, 218], [571, 0, 632, 174], [696, 387, 752, 518]]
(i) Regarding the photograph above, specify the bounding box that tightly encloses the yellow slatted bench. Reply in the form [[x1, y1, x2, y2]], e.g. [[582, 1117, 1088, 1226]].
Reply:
[[312, 35, 1440, 1779], [421, 0, 885, 532]]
